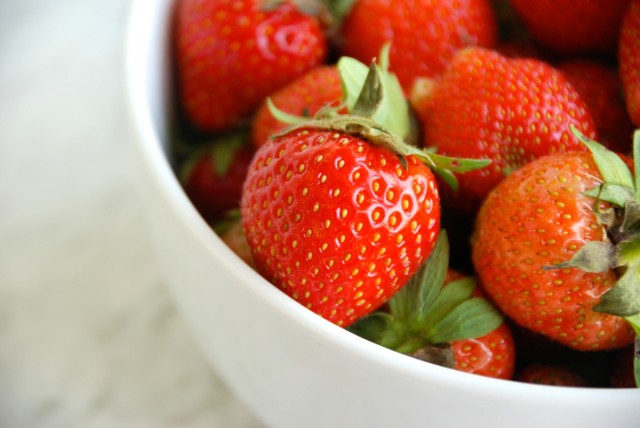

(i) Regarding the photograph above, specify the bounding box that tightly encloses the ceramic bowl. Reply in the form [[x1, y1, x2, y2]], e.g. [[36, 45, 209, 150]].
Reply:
[[124, 0, 640, 426]]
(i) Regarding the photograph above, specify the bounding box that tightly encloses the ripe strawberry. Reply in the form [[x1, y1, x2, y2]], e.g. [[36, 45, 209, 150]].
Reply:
[[558, 59, 634, 154], [174, 0, 327, 132], [241, 127, 441, 327], [620, 0, 640, 127], [350, 233, 515, 379], [251, 66, 344, 147], [219, 217, 256, 269], [446, 270, 515, 379], [413, 47, 597, 213], [517, 364, 588, 387], [241, 59, 487, 327], [338, 0, 498, 91], [181, 132, 255, 224], [472, 131, 638, 351], [508, 0, 631, 56]]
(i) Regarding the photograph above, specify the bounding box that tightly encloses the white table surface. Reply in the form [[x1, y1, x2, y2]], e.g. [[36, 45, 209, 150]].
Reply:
[[0, 0, 264, 426]]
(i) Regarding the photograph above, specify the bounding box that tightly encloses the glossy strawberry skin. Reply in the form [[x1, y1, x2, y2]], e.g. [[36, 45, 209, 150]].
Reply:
[[416, 48, 597, 213], [472, 152, 635, 351], [241, 128, 441, 327], [558, 60, 634, 154], [339, 0, 497, 91], [251, 66, 344, 147], [175, 0, 327, 132], [452, 323, 515, 379], [509, 0, 631, 56], [620, 0, 640, 127]]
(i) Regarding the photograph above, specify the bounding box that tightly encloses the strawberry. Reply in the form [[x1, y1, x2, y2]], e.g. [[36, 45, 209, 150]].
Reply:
[[241, 129, 441, 327], [517, 364, 588, 387], [471, 129, 639, 352], [181, 132, 255, 224], [446, 270, 515, 379], [620, 0, 640, 127], [219, 217, 256, 269], [338, 0, 498, 91], [251, 66, 344, 147], [241, 57, 487, 327], [558, 59, 635, 154], [174, 0, 327, 132], [413, 47, 597, 213], [350, 232, 515, 379], [508, 0, 631, 56]]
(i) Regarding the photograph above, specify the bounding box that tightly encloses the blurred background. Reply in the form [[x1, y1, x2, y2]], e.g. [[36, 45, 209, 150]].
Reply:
[[0, 0, 263, 426]]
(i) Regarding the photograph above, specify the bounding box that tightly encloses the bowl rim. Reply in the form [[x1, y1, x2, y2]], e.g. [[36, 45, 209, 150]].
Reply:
[[124, 0, 640, 403]]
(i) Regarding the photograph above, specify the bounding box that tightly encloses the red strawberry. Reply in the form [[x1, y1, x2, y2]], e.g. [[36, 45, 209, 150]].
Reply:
[[174, 0, 327, 132], [241, 126, 441, 326], [240, 59, 487, 327], [451, 323, 515, 379], [620, 0, 640, 127], [517, 364, 588, 387], [338, 0, 498, 91], [251, 65, 344, 147], [558, 59, 635, 154], [181, 132, 255, 224], [219, 217, 256, 269], [471, 132, 637, 351], [446, 271, 516, 379], [508, 0, 631, 56], [413, 47, 597, 213], [350, 233, 515, 379]]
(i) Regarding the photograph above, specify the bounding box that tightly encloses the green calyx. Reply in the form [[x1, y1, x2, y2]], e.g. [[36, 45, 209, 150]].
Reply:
[[549, 126, 640, 318], [267, 46, 490, 190], [348, 231, 504, 368], [262, 0, 355, 34], [547, 126, 640, 387]]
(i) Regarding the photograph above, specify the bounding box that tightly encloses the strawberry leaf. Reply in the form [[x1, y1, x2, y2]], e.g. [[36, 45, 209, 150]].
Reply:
[[337, 56, 368, 113], [571, 124, 634, 191], [583, 183, 635, 207], [347, 311, 393, 344], [426, 297, 504, 344], [336, 47, 410, 141], [351, 62, 383, 118], [388, 231, 448, 322], [321, 0, 357, 27], [545, 241, 616, 273], [266, 98, 311, 127], [423, 277, 476, 328], [349, 230, 504, 355], [594, 267, 640, 316], [623, 316, 640, 387], [211, 133, 247, 176]]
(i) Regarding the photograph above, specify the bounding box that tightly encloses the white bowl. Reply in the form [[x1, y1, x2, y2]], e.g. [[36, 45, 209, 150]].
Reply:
[[124, 1, 640, 426]]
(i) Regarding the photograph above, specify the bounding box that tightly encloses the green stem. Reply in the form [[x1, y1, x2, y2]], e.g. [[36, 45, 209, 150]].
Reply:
[[394, 335, 427, 355]]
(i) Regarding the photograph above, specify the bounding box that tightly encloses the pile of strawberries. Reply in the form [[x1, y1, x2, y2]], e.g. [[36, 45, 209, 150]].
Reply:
[[171, 0, 640, 387]]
